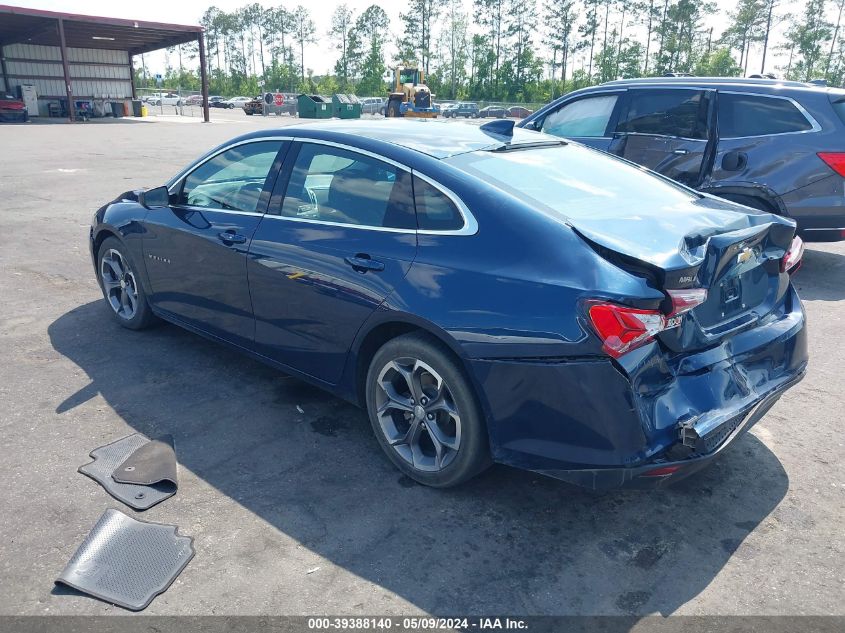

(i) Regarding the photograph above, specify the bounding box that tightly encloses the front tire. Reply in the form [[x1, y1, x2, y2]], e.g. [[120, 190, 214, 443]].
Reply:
[[366, 332, 491, 487], [97, 236, 157, 330]]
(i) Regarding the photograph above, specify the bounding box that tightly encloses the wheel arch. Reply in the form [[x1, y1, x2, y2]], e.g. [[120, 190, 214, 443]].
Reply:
[[701, 184, 787, 215], [346, 312, 473, 409], [92, 225, 153, 296]]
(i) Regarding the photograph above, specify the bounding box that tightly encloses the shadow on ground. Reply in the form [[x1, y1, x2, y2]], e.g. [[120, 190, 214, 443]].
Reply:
[[793, 247, 845, 301], [49, 301, 789, 615]]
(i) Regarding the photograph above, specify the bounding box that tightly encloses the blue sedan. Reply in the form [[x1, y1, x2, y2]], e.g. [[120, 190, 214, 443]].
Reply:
[[89, 120, 808, 489]]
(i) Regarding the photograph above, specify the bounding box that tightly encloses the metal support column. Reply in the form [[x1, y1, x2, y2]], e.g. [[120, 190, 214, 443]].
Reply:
[[0, 46, 9, 93], [198, 33, 209, 123], [57, 18, 74, 122], [129, 54, 136, 99]]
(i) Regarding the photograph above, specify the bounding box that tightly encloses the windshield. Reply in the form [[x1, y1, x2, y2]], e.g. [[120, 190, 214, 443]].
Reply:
[[445, 144, 700, 221]]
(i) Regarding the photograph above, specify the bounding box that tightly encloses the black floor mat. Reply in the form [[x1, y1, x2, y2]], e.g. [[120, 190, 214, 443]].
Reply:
[[56, 508, 194, 611], [78, 434, 177, 510], [112, 434, 177, 487]]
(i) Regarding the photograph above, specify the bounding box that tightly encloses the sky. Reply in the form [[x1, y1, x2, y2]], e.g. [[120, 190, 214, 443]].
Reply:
[[12, 0, 801, 79]]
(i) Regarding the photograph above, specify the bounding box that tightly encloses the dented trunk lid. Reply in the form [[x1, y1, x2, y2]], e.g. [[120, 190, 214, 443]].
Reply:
[[571, 195, 797, 352]]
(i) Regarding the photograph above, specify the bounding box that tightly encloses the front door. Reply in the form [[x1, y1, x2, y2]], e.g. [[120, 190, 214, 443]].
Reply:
[[539, 91, 625, 151], [609, 88, 716, 188], [247, 141, 418, 384], [142, 140, 286, 346]]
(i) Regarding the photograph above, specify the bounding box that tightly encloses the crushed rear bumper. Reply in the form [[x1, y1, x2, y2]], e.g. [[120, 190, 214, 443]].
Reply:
[[471, 286, 807, 490], [532, 370, 803, 489]]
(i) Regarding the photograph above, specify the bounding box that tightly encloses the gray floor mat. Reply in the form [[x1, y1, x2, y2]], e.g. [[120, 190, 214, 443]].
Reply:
[[79, 434, 177, 510], [112, 434, 177, 487], [56, 508, 194, 611]]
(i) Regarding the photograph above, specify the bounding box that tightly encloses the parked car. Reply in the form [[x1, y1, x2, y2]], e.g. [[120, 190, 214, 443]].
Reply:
[[506, 106, 533, 118], [359, 97, 384, 115], [208, 96, 227, 108], [479, 105, 507, 118], [0, 93, 28, 122], [147, 92, 183, 107], [519, 76, 845, 241], [443, 102, 479, 118], [243, 96, 264, 115], [184, 94, 204, 106], [223, 96, 251, 109], [90, 120, 807, 490], [243, 93, 298, 116], [440, 103, 459, 116]]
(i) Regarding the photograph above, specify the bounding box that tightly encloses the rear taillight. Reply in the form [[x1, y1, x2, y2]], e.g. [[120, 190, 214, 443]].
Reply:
[[781, 235, 804, 274], [666, 288, 708, 315], [817, 152, 845, 177], [589, 289, 707, 358], [588, 303, 667, 358]]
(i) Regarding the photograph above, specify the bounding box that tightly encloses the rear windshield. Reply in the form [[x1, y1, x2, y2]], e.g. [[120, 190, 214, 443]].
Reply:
[[829, 91, 845, 125], [445, 144, 699, 220]]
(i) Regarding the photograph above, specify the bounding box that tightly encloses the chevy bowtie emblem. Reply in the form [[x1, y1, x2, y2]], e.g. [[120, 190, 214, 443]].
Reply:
[[737, 247, 754, 264]]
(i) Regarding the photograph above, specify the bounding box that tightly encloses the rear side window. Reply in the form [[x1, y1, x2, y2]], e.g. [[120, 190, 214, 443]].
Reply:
[[413, 176, 463, 231], [718, 93, 813, 137], [617, 90, 708, 139], [542, 95, 618, 138]]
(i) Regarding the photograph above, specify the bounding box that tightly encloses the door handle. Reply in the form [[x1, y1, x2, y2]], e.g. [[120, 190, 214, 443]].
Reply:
[[672, 148, 689, 155], [218, 231, 247, 245], [344, 254, 385, 273]]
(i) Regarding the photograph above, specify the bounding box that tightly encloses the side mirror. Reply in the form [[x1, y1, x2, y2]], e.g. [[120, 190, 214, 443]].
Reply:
[[139, 185, 170, 209]]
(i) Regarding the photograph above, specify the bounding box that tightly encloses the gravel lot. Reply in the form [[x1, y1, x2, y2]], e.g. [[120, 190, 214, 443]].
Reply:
[[0, 112, 843, 618]]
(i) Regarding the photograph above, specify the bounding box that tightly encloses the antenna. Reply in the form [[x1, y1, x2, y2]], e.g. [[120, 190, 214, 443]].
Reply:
[[479, 119, 514, 137]]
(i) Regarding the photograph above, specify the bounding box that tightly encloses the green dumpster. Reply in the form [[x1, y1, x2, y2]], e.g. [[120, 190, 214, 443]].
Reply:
[[332, 94, 362, 119], [297, 94, 332, 119]]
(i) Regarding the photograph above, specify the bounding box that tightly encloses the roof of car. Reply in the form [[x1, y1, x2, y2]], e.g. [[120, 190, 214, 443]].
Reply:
[[244, 119, 557, 159], [598, 76, 834, 95]]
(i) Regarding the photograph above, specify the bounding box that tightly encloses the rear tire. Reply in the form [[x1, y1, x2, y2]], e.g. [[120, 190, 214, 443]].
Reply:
[[96, 236, 157, 330], [366, 332, 491, 488]]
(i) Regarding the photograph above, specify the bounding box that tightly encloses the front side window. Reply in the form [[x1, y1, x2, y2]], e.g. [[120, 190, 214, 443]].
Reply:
[[718, 93, 813, 137], [280, 143, 415, 229], [541, 94, 618, 138], [617, 90, 708, 139], [179, 141, 282, 213]]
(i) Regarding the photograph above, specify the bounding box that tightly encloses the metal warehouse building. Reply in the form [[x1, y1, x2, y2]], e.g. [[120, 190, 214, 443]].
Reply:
[[0, 4, 209, 121]]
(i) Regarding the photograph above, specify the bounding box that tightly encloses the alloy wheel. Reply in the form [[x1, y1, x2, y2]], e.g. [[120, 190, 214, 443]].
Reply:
[[375, 357, 462, 472], [100, 248, 139, 320]]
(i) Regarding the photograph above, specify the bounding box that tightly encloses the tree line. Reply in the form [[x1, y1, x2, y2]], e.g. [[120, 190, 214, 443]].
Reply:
[[134, 0, 845, 102]]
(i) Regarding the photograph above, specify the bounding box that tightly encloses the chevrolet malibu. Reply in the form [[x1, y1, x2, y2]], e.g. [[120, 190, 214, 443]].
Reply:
[[89, 120, 808, 489]]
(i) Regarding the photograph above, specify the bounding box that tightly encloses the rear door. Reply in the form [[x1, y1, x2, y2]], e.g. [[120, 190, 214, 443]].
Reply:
[[247, 141, 418, 384], [610, 88, 716, 187], [709, 91, 818, 191], [143, 139, 287, 346], [538, 91, 625, 151]]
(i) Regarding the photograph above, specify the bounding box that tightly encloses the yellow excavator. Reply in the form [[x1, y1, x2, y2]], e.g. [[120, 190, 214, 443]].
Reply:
[[385, 66, 437, 118]]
